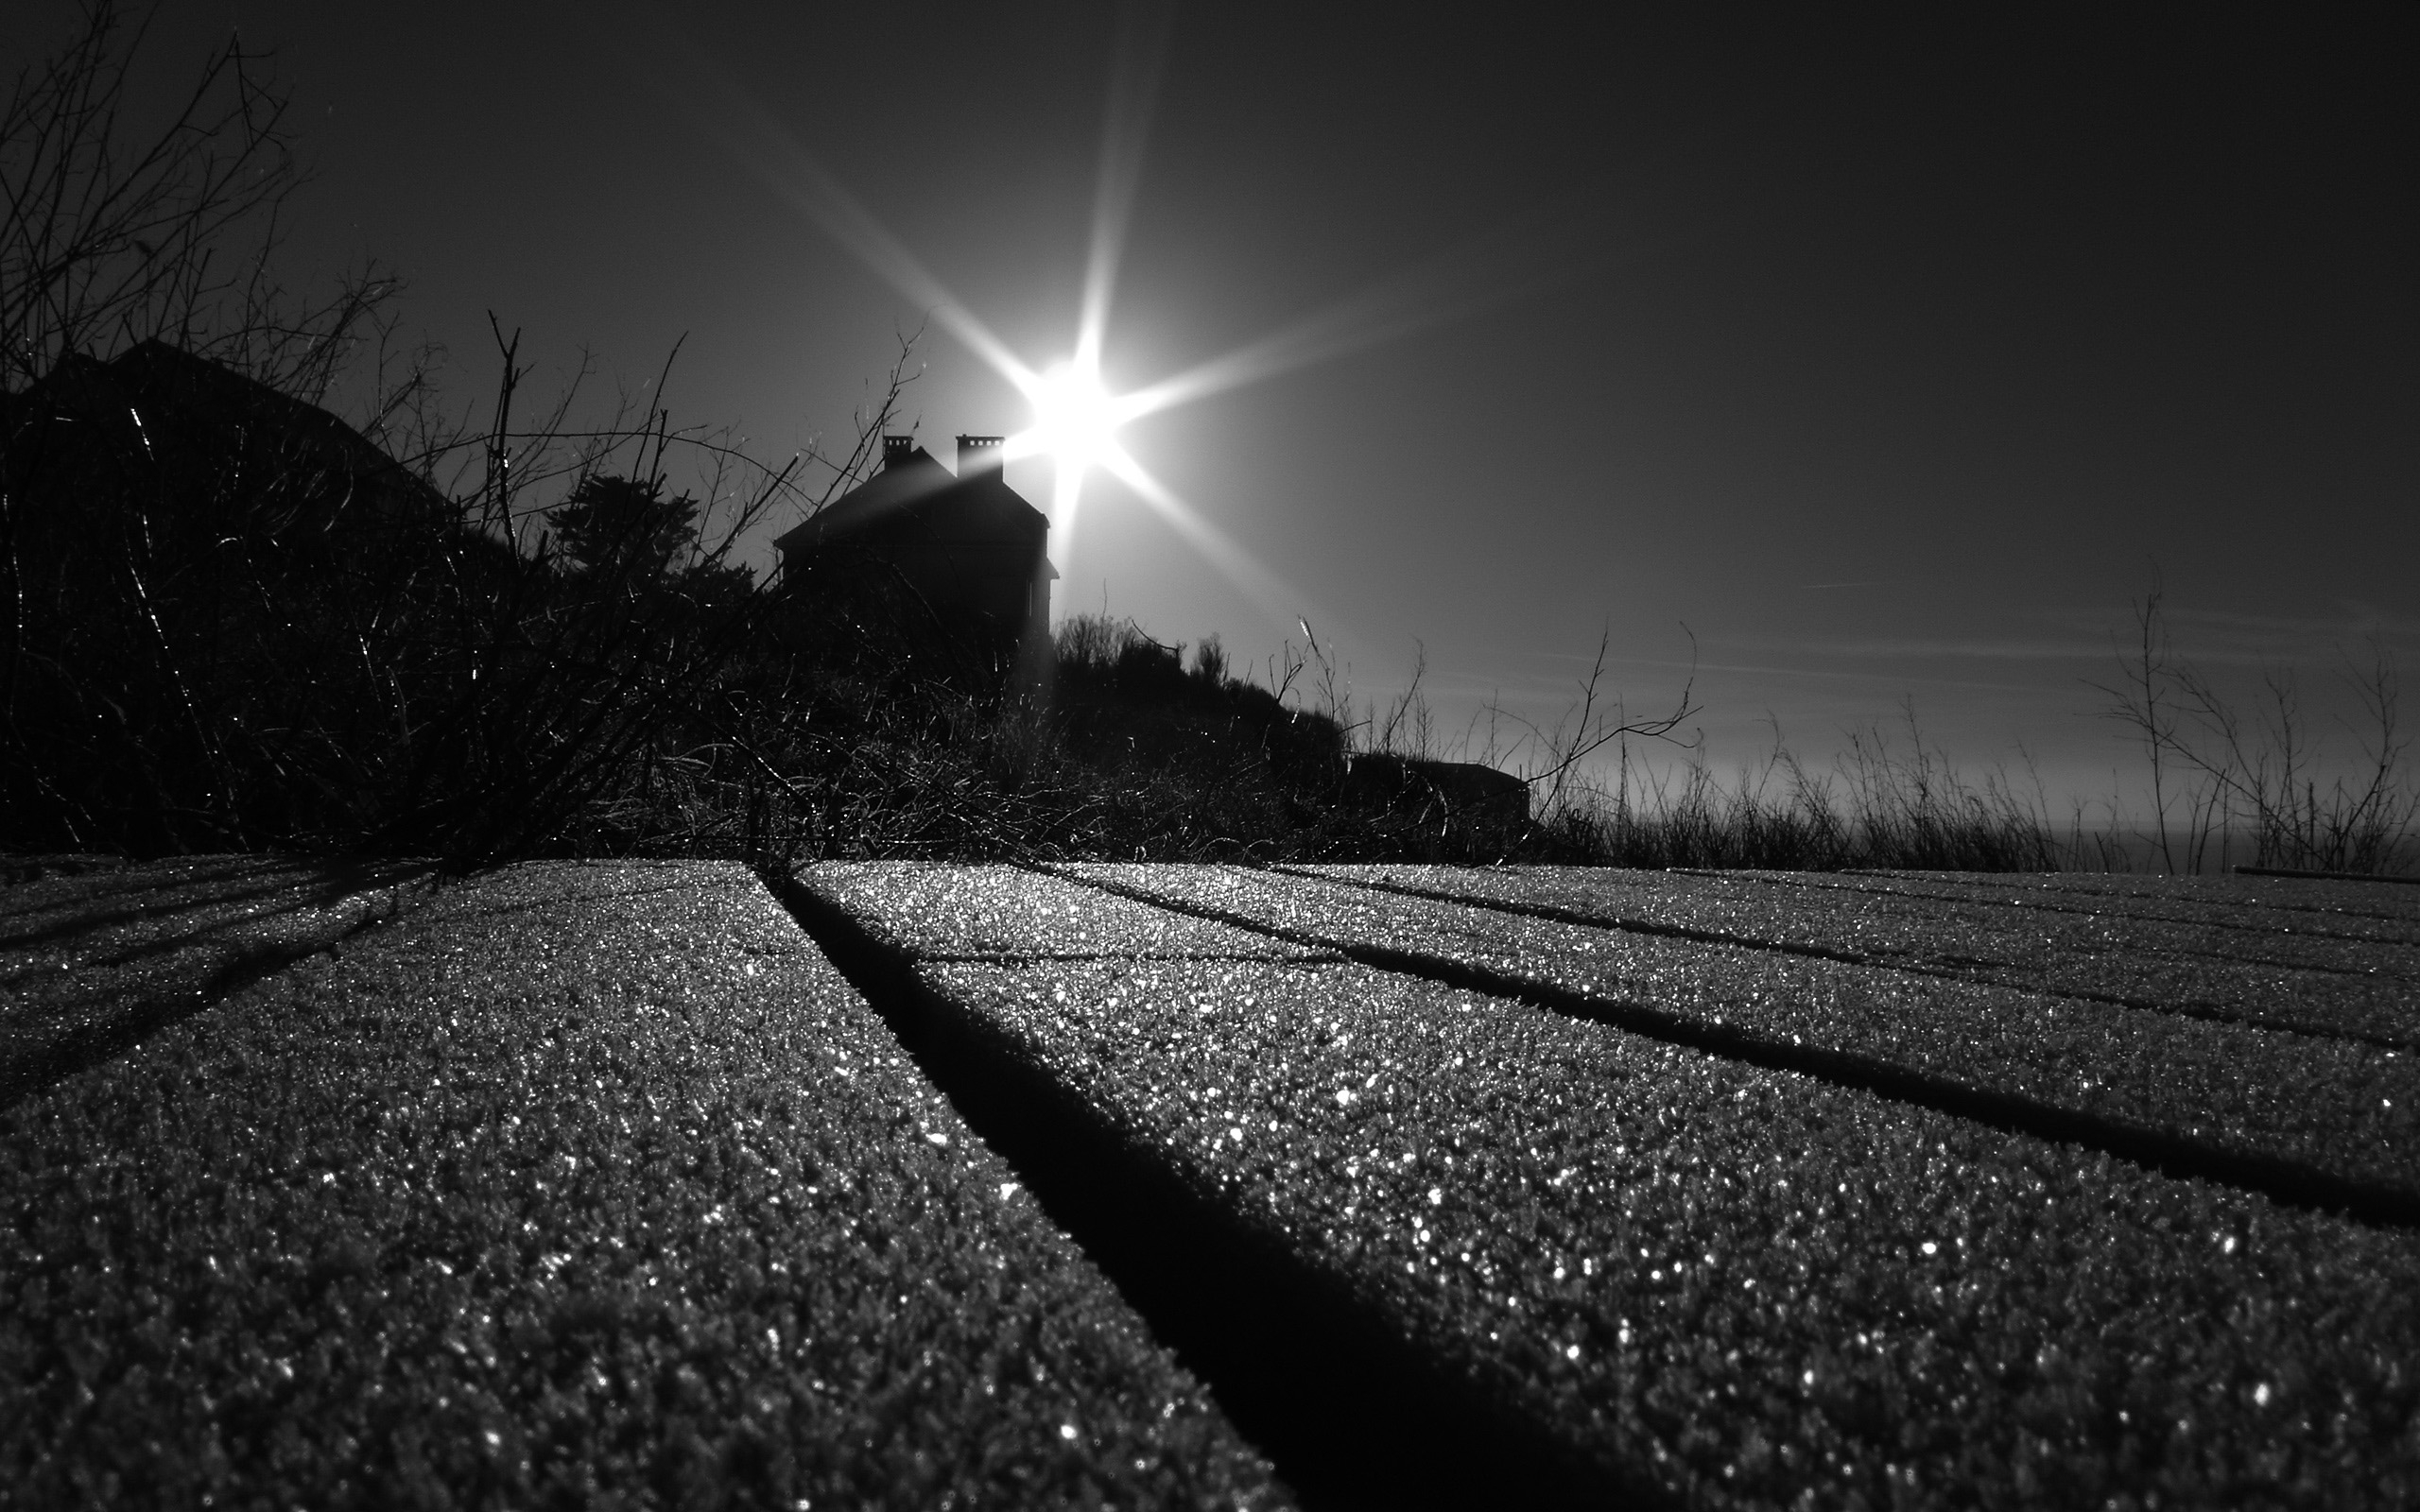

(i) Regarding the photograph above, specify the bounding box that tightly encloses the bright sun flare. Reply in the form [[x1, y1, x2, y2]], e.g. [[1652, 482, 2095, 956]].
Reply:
[[1028, 361, 1123, 476], [740, 6, 1331, 628]]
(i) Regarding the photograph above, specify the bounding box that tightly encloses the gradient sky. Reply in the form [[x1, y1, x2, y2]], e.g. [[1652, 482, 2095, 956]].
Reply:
[[15, 3, 2414, 816]]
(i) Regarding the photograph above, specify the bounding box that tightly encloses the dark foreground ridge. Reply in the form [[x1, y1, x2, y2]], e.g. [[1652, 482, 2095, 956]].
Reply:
[[1063, 864, 2420, 1230], [759, 862, 1635, 1512]]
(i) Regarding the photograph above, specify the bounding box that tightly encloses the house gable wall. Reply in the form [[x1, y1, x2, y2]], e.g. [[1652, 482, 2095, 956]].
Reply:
[[774, 445, 1054, 658]]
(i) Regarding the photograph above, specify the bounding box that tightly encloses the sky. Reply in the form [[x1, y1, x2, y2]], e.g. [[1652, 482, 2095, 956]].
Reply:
[[12, 3, 2415, 817]]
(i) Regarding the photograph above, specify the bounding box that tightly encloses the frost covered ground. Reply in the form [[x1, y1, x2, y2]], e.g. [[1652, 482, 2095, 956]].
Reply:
[[4, 857, 2414, 1508], [2, 862, 1286, 1509]]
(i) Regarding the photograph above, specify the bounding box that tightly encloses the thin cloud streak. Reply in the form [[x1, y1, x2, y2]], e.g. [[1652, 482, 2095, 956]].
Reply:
[[1553, 650, 2082, 697], [1758, 614, 2420, 671], [1735, 637, 2119, 663]]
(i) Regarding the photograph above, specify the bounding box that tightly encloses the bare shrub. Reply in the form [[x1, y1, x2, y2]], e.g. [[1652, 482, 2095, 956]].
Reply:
[[0, 5, 926, 865], [2095, 593, 2418, 875]]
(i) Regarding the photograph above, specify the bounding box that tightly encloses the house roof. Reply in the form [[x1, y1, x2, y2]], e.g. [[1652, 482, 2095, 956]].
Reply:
[[771, 444, 1049, 558]]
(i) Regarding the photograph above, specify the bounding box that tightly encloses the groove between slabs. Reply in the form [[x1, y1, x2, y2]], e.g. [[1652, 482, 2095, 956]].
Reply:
[[1059, 865, 2420, 1232], [1275, 865, 2411, 1052], [758, 864, 1656, 1512], [1685, 867, 2420, 937]]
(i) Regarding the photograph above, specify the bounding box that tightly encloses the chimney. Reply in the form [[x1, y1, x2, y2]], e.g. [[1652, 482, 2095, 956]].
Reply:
[[882, 435, 916, 471], [956, 434, 1005, 476]]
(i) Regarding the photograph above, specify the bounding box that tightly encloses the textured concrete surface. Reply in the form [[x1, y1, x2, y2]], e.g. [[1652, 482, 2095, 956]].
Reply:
[[1, 861, 1288, 1510], [10, 855, 2415, 1510], [1065, 864, 2420, 1209], [1, 854, 430, 1108], [925, 954, 2420, 1508], [1710, 867, 2420, 949], [794, 862, 2420, 1508], [1288, 863, 2420, 1044], [795, 861, 1331, 962]]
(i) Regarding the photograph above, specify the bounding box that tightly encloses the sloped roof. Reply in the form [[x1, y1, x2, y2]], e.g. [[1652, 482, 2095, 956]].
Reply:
[[772, 444, 1048, 558]]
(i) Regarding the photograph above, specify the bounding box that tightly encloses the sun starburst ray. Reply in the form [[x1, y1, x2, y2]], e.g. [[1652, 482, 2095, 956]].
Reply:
[[1113, 172, 1787, 423], [644, 20, 1036, 390], [1114, 236, 1543, 424], [649, 2, 1528, 658], [1097, 444, 1339, 640], [1076, 1, 1175, 373]]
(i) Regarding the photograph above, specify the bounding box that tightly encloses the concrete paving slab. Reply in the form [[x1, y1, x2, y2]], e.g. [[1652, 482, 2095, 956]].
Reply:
[[804, 913, 2420, 1508], [0, 861, 1289, 1510], [795, 860, 1334, 961], [1062, 864, 2420, 1215], [1, 854, 431, 1107], [1291, 863, 2420, 1047], [1728, 868, 2420, 946]]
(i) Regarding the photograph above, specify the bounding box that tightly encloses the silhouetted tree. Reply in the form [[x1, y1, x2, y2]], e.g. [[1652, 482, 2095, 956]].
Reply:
[[545, 473, 700, 579]]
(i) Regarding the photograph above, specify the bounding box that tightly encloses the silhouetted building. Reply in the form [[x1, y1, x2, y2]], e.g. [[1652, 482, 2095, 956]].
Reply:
[[771, 434, 1056, 677]]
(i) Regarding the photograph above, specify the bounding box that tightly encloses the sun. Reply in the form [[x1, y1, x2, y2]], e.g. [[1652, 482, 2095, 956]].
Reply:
[[1027, 358, 1125, 477]]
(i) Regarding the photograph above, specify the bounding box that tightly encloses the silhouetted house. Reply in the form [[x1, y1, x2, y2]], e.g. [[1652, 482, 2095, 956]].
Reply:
[[772, 434, 1056, 674]]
